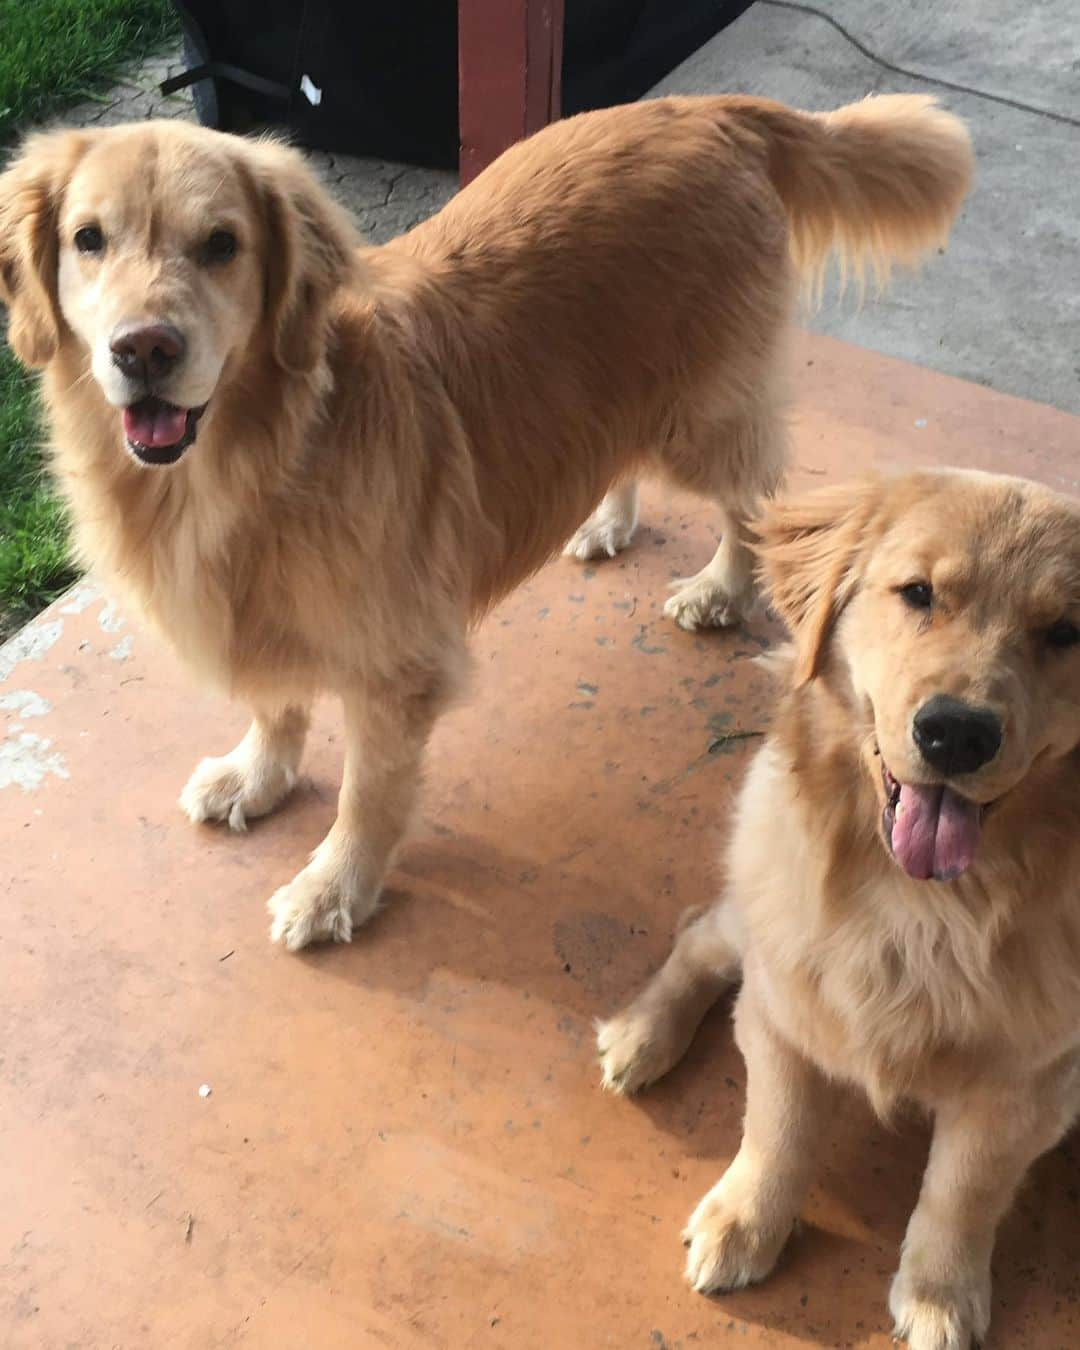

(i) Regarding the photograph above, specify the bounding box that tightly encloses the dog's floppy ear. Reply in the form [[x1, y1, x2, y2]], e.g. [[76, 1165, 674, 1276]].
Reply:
[[253, 141, 362, 375], [753, 477, 883, 686], [0, 130, 88, 367]]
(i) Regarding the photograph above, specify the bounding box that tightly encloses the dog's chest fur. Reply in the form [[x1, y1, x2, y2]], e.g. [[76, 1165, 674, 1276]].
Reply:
[[46, 374, 314, 695], [733, 740, 1080, 1114], [44, 346, 472, 703]]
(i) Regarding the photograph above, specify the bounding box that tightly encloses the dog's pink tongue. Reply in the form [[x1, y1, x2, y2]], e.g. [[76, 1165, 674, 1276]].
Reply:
[[122, 403, 187, 448], [892, 783, 981, 881]]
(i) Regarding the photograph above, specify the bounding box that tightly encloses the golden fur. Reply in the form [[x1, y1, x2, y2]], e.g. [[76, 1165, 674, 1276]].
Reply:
[[0, 95, 971, 949], [598, 470, 1080, 1350]]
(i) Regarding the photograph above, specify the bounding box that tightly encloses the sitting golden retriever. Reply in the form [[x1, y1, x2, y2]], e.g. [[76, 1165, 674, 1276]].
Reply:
[[598, 469, 1080, 1350], [0, 95, 970, 949]]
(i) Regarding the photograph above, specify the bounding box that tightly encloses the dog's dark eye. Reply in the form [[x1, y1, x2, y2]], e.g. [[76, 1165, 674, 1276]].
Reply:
[[74, 224, 104, 254], [1046, 619, 1080, 650], [202, 229, 237, 264], [898, 581, 933, 610]]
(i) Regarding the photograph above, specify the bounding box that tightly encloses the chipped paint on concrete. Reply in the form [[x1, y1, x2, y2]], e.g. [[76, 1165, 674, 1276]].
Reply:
[[0, 620, 64, 683], [98, 602, 126, 633], [0, 731, 69, 791], [109, 635, 134, 661], [0, 690, 52, 718], [60, 582, 101, 615]]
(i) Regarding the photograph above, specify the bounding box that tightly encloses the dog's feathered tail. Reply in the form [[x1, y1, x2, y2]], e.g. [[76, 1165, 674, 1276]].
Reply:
[[729, 93, 973, 299]]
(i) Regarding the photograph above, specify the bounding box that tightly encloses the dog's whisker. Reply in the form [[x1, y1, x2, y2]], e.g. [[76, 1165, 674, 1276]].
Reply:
[[69, 367, 96, 392]]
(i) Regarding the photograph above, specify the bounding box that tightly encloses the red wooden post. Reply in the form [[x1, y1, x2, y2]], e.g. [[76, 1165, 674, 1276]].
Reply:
[[458, 0, 565, 187]]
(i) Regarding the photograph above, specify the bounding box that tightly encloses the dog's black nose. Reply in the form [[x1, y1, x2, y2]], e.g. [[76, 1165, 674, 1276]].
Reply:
[[913, 695, 1002, 776], [110, 321, 186, 382]]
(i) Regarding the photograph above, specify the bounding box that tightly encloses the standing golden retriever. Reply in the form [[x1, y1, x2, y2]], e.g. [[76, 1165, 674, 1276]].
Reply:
[[598, 469, 1080, 1350], [0, 96, 971, 949]]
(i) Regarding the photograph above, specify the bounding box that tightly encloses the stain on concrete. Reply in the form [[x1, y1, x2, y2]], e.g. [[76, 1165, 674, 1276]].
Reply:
[[98, 603, 125, 633], [0, 732, 69, 791], [0, 621, 64, 683], [0, 691, 52, 719], [552, 911, 632, 997], [708, 729, 765, 755], [632, 628, 667, 656], [59, 582, 101, 615]]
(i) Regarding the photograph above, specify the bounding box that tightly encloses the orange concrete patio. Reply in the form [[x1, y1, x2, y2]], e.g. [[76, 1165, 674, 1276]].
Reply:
[[2, 333, 1079, 1349]]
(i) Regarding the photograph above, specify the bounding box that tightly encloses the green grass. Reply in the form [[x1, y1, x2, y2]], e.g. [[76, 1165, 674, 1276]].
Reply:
[[0, 0, 179, 637], [0, 348, 78, 639], [0, 0, 178, 144]]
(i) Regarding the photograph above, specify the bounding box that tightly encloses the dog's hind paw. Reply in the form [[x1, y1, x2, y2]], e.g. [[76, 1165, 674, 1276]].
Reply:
[[564, 516, 636, 561], [563, 486, 639, 562]]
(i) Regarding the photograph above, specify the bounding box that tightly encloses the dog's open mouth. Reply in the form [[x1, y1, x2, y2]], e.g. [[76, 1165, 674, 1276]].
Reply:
[[122, 397, 207, 465], [880, 760, 992, 883]]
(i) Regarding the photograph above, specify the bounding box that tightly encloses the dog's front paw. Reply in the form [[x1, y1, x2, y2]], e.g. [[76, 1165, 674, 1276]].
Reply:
[[597, 1003, 688, 1096], [682, 1181, 791, 1295], [267, 852, 379, 952], [663, 576, 747, 632], [180, 751, 297, 832], [889, 1263, 990, 1350]]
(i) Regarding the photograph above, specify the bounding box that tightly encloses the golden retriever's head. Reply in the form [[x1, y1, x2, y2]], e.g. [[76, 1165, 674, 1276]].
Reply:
[[757, 470, 1080, 882], [0, 121, 358, 466]]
